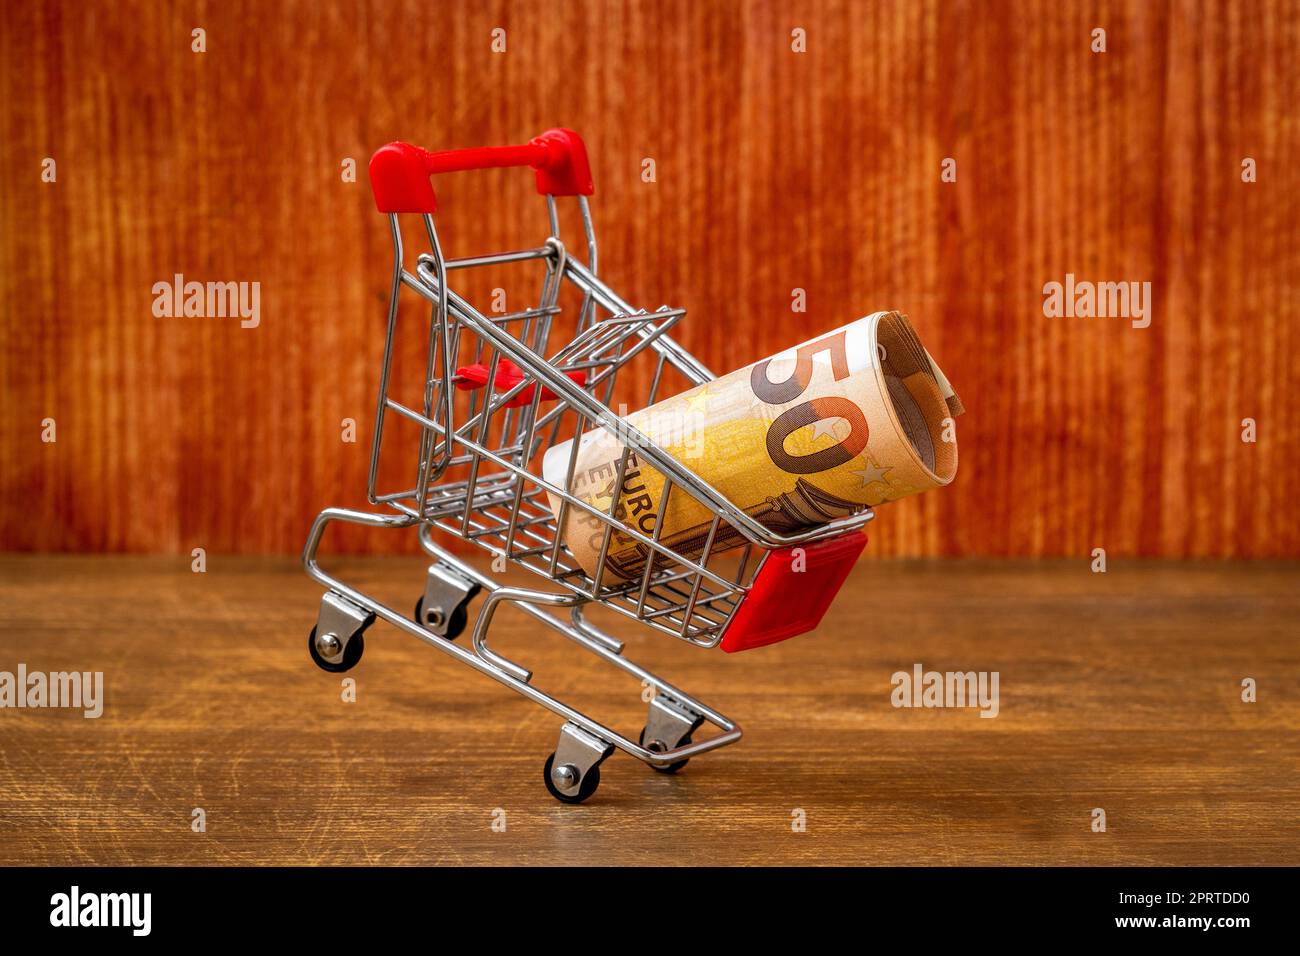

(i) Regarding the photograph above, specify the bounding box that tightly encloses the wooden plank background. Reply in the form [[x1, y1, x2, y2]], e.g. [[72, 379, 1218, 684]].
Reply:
[[2, 0, 1298, 557]]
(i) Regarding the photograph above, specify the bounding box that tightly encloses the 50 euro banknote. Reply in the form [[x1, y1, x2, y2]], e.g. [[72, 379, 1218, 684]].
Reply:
[[541, 310, 963, 581]]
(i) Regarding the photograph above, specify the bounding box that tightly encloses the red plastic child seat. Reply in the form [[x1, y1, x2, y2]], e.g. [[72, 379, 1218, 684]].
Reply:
[[720, 530, 867, 652]]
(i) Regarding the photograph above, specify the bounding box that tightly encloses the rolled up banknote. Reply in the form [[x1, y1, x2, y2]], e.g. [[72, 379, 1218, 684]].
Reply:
[[542, 310, 962, 581]]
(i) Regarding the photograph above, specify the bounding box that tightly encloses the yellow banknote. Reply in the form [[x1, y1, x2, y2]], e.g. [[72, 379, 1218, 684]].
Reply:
[[542, 310, 962, 580]]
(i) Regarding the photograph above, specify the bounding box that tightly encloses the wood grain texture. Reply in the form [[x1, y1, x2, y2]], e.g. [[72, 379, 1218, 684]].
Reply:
[[0, 555, 1295, 865], [1, 0, 1298, 557]]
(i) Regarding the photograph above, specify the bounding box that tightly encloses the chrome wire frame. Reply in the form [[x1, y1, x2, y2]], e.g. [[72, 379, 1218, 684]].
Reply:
[[304, 193, 874, 772]]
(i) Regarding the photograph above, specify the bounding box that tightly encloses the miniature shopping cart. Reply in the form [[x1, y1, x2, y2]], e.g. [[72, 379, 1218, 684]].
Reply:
[[301, 129, 874, 803]]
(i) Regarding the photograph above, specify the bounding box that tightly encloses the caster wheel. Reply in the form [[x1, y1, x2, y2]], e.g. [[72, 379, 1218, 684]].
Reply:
[[415, 597, 469, 639], [543, 753, 601, 804], [308, 626, 364, 673], [640, 727, 691, 774]]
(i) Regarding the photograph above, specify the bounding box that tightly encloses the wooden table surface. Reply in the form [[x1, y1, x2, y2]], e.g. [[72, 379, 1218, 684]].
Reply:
[[1, 555, 1295, 866]]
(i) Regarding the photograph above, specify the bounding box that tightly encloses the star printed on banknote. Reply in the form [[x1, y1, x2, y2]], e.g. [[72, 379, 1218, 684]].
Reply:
[[851, 459, 892, 488]]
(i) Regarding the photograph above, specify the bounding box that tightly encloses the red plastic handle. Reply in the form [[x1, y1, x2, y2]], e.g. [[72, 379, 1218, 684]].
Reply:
[[369, 128, 594, 214]]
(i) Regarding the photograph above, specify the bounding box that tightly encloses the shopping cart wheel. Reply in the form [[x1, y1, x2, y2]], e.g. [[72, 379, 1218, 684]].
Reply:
[[640, 727, 692, 774], [414, 596, 468, 640], [543, 723, 612, 804], [543, 753, 601, 804], [308, 626, 364, 673]]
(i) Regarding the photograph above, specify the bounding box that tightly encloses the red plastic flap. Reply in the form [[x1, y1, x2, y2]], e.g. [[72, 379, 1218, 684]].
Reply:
[[720, 531, 867, 653], [454, 360, 587, 408]]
